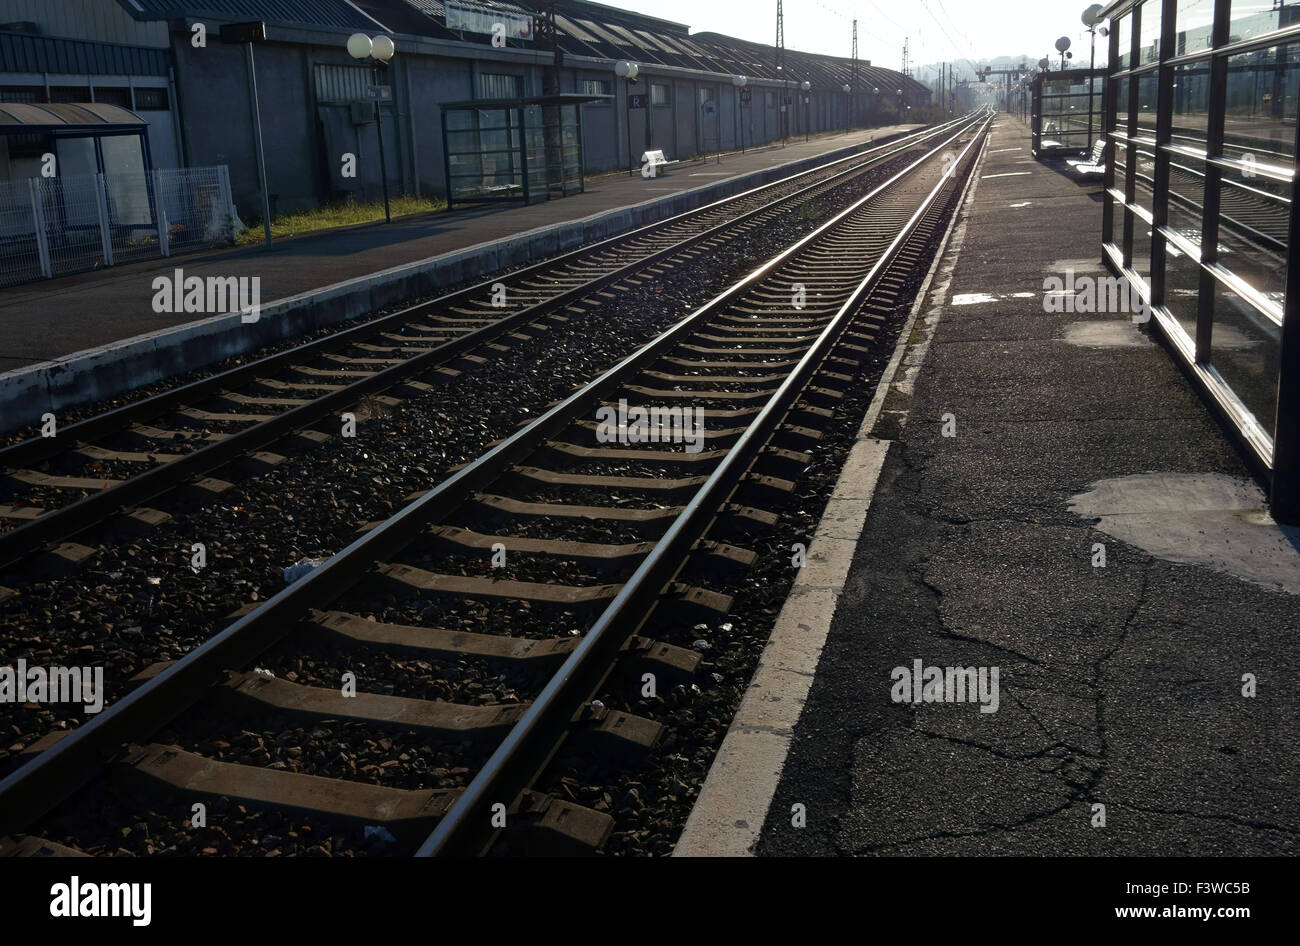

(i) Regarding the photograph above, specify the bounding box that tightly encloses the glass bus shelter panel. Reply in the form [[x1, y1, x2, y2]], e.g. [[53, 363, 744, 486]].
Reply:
[[1170, 61, 1213, 153], [1212, 278, 1283, 437], [1220, 44, 1300, 168], [522, 104, 549, 203], [445, 106, 526, 204]]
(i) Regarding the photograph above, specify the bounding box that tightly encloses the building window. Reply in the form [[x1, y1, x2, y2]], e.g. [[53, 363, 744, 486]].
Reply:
[[581, 78, 611, 100], [49, 86, 89, 103], [133, 87, 169, 111], [92, 87, 132, 108], [313, 64, 370, 104], [0, 85, 42, 103], [651, 82, 671, 106], [479, 73, 521, 99]]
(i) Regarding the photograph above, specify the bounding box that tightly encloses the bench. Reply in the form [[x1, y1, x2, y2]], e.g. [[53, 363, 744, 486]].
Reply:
[[641, 149, 680, 177], [1067, 139, 1106, 177]]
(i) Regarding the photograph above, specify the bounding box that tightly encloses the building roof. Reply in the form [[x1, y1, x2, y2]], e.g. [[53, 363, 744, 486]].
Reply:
[[0, 102, 147, 131], [113, 0, 386, 31], [110, 0, 928, 95], [0, 29, 171, 77]]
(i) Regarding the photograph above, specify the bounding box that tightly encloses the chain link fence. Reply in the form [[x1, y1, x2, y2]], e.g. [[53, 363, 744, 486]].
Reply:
[[0, 166, 238, 289]]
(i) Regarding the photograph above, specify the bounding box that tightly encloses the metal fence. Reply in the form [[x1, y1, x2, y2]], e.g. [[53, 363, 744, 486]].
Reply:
[[0, 166, 237, 289]]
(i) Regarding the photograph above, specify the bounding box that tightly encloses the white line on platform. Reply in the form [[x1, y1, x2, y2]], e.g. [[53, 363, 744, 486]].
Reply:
[[983, 171, 1032, 178], [673, 129, 992, 858], [989, 147, 1023, 153]]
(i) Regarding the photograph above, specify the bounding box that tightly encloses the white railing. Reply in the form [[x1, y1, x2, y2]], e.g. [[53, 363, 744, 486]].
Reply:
[[0, 166, 238, 289]]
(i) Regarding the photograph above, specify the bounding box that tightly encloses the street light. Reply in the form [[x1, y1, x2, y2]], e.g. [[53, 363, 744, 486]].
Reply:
[[842, 83, 851, 134], [800, 80, 811, 142], [1082, 4, 1106, 148], [348, 32, 396, 224], [616, 60, 640, 176], [732, 74, 748, 153], [777, 64, 789, 145]]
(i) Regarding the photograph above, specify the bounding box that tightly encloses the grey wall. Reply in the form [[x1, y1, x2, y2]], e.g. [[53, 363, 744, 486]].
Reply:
[[162, 29, 925, 214]]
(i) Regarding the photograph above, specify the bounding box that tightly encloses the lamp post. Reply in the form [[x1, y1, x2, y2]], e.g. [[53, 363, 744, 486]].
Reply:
[[1082, 5, 1107, 147], [897, 87, 904, 122], [800, 80, 811, 142], [347, 32, 395, 224], [842, 83, 851, 135], [615, 60, 640, 176], [777, 65, 789, 145], [732, 74, 748, 153]]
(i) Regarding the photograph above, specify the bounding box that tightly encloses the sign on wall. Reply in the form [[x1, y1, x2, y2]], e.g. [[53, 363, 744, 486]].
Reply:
[[445, 1, 534, 40]]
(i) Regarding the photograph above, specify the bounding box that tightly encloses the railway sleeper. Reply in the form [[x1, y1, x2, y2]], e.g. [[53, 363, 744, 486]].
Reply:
[[535, 441, 729, 469], [306, 610, 699, 684], [112, 743, 612, 853], [213, 671, 663, 759], [0, 835, 88, 857]]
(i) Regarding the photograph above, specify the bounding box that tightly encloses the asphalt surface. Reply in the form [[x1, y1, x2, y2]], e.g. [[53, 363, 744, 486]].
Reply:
[[757, 117, 1300, 856]]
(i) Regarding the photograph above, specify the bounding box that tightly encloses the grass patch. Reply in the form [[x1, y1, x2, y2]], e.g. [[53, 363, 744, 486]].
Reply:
[[236, 194, 447, 245]]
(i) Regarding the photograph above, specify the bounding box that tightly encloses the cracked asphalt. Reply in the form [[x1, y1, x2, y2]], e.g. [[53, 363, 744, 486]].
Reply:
[[756, 117, 1300, 856]]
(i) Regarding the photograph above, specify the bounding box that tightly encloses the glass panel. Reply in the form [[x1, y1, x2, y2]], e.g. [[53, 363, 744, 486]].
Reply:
[[55, 136, 97, 177], [1136, 70, 1160, 135], [1211, 277, 1282, 435], [1227, 0, 1299, 43], [1221, 44, 1300, 164], [1163, 243, 1204, 341], [1133, 144, 1158, 212], [1175, 0, 1217, 55], [1116, 13, 1134, 71], [1040, 77, 1102, 150], [1166, 152, 1207, 242], [1114, 140, 1130, 196], [1170, 60, 1213, 150], [1140, 0, 1164, 64], [1115, 75, 1132, 130], [1131, 209, 1155, 284]]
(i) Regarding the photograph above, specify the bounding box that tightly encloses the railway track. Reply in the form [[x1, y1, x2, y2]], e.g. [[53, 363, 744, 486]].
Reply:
[[0, 111, 991, 857], [0, 119, 969, 576]]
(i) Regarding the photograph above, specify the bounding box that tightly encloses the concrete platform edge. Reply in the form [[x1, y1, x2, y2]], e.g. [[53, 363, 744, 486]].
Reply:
[[672, 129, 990, 857], [0, 132, 908, 435]]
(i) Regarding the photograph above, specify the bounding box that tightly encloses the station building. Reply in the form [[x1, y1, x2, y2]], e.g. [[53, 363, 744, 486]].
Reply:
[[0, 0, 931, 218]]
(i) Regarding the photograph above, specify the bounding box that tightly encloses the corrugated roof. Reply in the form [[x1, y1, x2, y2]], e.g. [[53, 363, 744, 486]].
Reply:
[[0, 102, 147, 129], [114, 0, 386, 30], [0, 29, 171, 77]]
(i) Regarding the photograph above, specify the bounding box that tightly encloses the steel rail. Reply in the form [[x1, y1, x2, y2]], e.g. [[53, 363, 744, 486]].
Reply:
[[0, 114, 989, 839], [419, 114, 993, 856], [0, 120, 965, 474], [0, 121, 969, 570]]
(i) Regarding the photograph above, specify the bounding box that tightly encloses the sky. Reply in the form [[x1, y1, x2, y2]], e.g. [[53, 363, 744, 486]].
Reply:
[[624, 0, 1114, 75]]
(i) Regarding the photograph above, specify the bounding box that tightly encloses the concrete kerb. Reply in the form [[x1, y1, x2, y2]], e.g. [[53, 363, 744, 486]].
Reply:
[[0, 129, 915, 435], [672, 126, 990, 857]]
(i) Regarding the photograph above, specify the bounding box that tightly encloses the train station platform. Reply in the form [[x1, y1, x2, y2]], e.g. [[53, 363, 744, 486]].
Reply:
[[0, 124, 919, 377], [678, 115, 1300, 856]]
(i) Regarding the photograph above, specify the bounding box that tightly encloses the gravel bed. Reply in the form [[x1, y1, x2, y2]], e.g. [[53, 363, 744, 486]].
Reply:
[[533, 189, 967, 856], [7, 151, 928, 852]]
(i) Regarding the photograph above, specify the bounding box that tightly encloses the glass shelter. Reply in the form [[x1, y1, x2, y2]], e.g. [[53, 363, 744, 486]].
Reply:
[[1101, 0, 1300, 523], [1032, 68, 1107, 156], [440, 93, 604, 209]]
